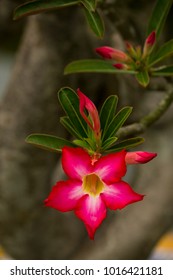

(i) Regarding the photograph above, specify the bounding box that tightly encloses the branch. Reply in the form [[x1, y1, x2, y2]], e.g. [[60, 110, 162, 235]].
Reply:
[[117, 84, 173, 138]]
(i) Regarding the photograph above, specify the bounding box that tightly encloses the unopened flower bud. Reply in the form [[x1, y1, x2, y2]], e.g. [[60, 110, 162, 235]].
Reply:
[[125, 151, 157, 164], [146, 31, 156, 46], [77, 88, 100, 136], [125, 41, 136, 58], [96, 46, 130, 62], [143, 31, 156, 57], [113, 63, 127, 70]]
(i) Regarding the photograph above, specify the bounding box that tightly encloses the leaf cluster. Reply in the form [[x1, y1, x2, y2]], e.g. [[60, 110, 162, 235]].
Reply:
[[26, 88, 144, 154]]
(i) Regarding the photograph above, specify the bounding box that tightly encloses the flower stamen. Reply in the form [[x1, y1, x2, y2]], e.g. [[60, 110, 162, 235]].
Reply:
[[83, 173, 104, 196]]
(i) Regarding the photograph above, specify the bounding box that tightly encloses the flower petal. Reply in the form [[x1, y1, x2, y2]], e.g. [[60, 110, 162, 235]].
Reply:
[[75, 195, 106, 239], [44, 179, 84, 212], [62, 147, 92, 179], [101, 181, 144, 210], [93, 150, 127, 184]]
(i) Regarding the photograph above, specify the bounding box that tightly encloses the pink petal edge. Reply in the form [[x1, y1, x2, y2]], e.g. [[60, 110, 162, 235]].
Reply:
[[44, 179, 84, 212], [101, 181, 144, 210], [75, 195, 107, 239]]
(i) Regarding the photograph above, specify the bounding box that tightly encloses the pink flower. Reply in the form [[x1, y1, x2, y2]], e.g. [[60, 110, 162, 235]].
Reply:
[[96, 46, 130, 62], [125, 151, 157, 164], [45, 147, 144, 239], [77, 88, 100, 137]]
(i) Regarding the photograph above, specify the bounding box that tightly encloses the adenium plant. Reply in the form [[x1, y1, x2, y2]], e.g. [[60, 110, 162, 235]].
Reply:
[[27, 88, 157, 239], [13, 0, 173, 240]]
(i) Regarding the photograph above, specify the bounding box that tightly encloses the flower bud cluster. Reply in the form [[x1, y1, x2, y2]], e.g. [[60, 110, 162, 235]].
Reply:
[[96, 31, 156, 72]]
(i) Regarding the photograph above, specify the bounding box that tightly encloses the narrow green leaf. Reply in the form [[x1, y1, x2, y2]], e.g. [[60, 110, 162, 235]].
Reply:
[[64, 59, 137, 75], [147, 0, 172, 38], [99, 95, 118, 133], [80, 0, 96, 11], [151, 65, 173, 76], [73, 139, 94, 151], [106, 137, 145, 153], [83, 7, 104, 38], [58, 87, 88, 138], [26, 133, 76, 152], [60, 116, 82, 139], [103, 107, 132, 141], [135, 70, 150, 87], [14, 0, 80, 20], [84, 137, 96, 150], [73, 139, 90, 149], [101, 137, 118, 151], [149, 39, 173, 66]]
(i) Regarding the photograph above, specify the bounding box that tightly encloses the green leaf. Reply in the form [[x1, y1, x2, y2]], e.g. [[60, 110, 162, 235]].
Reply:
[[135, 70, 150, 87], [106, 137, 145, 153], [149, 39, 173, 66], [147, 0, 172, 38], [58, 87, 88, 138], [73, 139, 91, 150], [60, 116, 82, 139], [64, 59, 137, 74], [83, 7, 104, 38], [73, 137, 96, 152], [101, 137, 118, 151], [102, 107, 132, 141], [80, 0, 96, 11], [13, 0, 80, 20], [99, 95, 118, 133], [85, 137, 96, 150], [151, 65, 173, 76], [26, 133, 76, 152]]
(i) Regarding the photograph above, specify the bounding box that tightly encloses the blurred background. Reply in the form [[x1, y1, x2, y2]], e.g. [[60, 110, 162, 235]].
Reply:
[[0, 0, 173, 259]]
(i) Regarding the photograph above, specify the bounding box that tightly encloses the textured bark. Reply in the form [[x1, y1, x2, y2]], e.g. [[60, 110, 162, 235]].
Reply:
[[0, 12, 89, 259], [0, 5, 113, 259]]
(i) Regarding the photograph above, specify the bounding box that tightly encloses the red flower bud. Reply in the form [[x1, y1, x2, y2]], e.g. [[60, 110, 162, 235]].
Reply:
[[77, 88, 100, 136], [125, 151, 157, 164], [143, 31, 156, 57], [146, 31, 156, 46], [96, 46, 129, 62], [113, 63, 127, 70]]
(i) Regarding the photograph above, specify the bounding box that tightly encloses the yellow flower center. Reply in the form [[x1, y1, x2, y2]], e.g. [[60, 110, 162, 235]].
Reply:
[[82, 173, 104, 196]]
